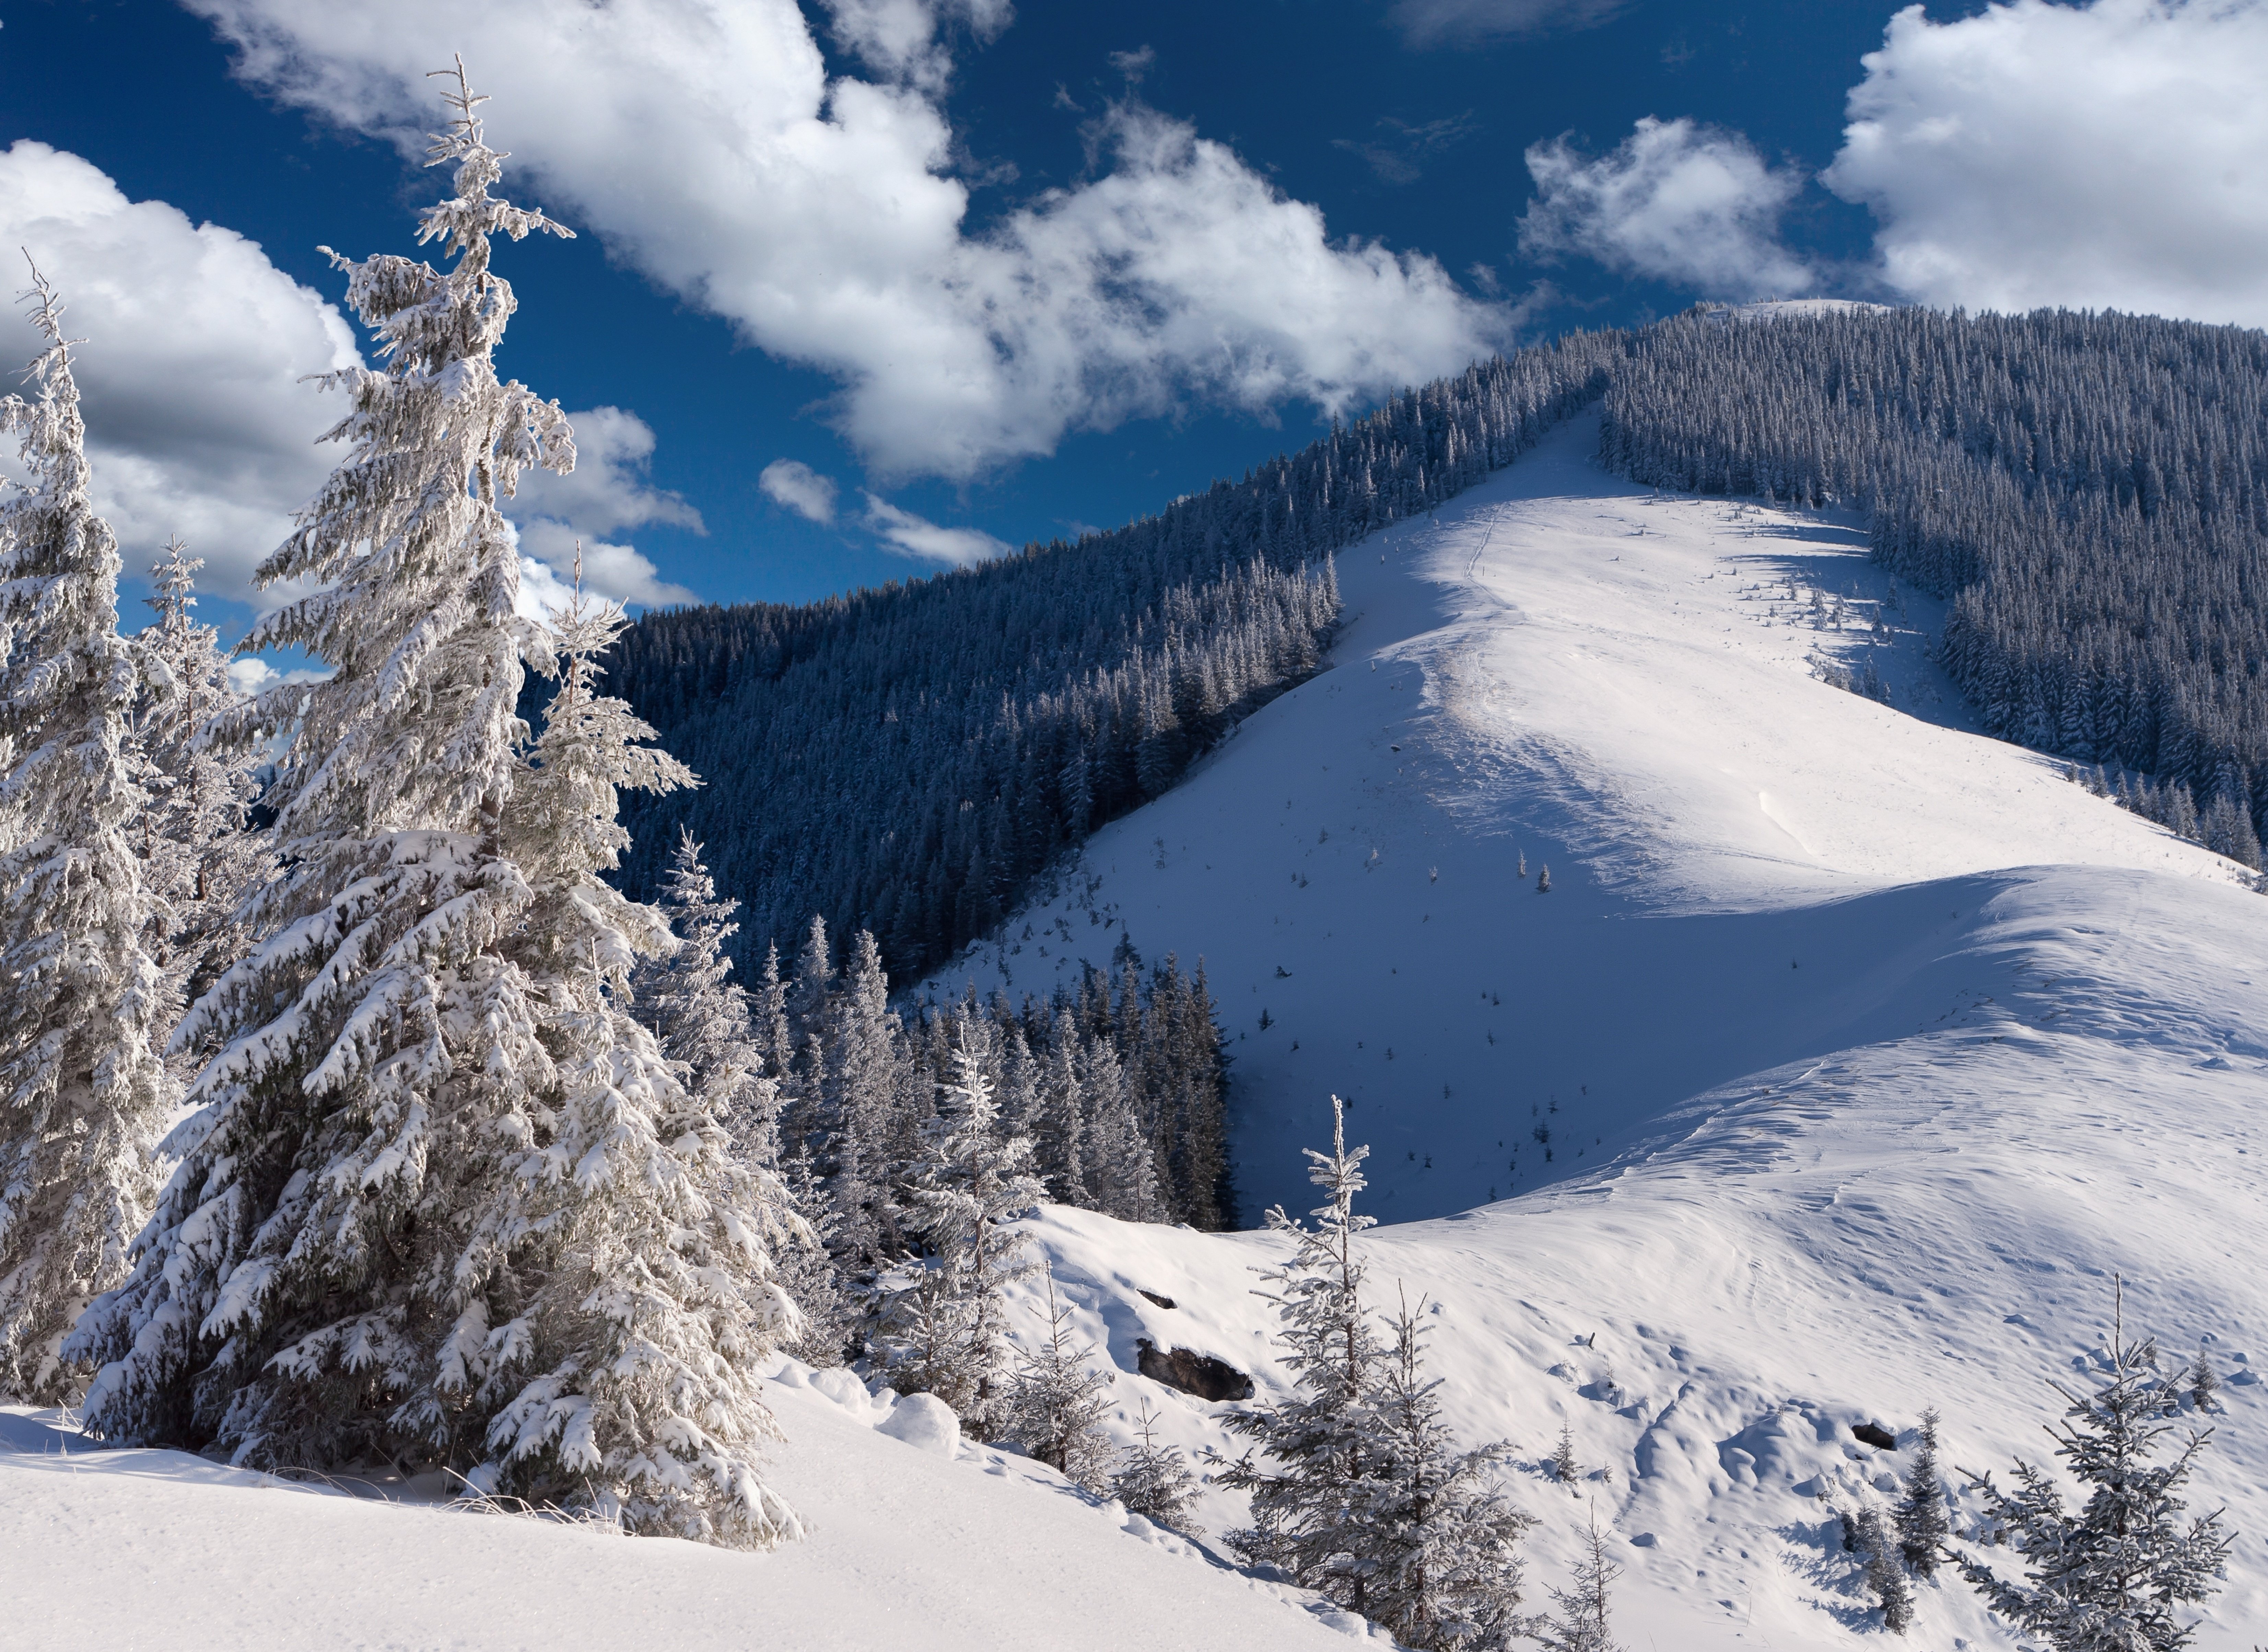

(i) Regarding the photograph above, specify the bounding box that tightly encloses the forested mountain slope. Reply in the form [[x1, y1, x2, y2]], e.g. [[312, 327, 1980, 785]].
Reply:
[[603, 335, 1620, 983], [609, 305, 2268, 1004]]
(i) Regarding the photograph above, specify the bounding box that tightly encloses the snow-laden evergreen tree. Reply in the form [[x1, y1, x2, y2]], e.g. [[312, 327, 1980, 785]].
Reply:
[[1857, 1505, 1915, 1634], [131, 538, 269, 1036], [1358, 1290, 1537, 1650], [471, 569, 806, 1544], [1112, 1396, 1203, 1534], [820, 927, 902, 1265], [1009, 1267, 1113, 1491], [775, 1148, 857, 1367], [72, 72, 799, 1548], [1534, 1504, 1628, 1652], [1895, 1406, 1950, 1577], [1960, 1290, 2232, 1650], [0, 268, 174, 1402], [71, 62, 580, 1463], [639, 828, 772, 1161], [1212, 1095, 1384, 1609], [877, 1038, 1041, 1436]]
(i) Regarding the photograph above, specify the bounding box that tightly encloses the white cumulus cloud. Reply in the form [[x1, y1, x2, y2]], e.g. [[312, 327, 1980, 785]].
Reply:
[[0, 140, 359, 607], [760, 458, 841, 524], [1824, 0, 2268, 326], [864, 494, 1012, 566], [185, 0, 1508, 481], [1518, 116, 1815, 300], [503, 405, 702, 612]]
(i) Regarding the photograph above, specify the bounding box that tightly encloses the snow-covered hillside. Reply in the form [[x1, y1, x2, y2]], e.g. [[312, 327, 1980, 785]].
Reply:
[[9, 413, 2263, 1649], [921, 413, 2268, 1645]]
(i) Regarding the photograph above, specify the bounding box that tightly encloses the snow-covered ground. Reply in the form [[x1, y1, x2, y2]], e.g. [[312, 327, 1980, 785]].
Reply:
[[10, 413, 2264, 1647], [926, 413, 2268, 1645]]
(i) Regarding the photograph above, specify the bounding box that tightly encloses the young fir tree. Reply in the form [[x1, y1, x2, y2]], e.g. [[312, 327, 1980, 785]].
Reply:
[[1534, 1504, 1629, 1652], [1894, 1406, 1950, 1577], [1856, 1505, 1915, 1634], [475, 569, 806, 1543], [1212, 1095, 1384, 1610], [1359, 1289, 1538, 1650], [1960, 1287, 2232, 1650], [879, 1039, 1042, 1436], [72, 72, 801, 1548], [775, 1148, 857, 1367], [132, 537, 269, 1032], [2187, 1353, 2218, 1414], [1112, 1397, 1204, 1535], [1551, 1422, 1581, 1487], [1010, 1267, 1114, 1492], [639, 829, 771, 1162], [0, 267, 174, 1402]]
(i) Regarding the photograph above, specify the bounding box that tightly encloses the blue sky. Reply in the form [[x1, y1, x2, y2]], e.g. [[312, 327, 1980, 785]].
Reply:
[[3, 0, 2264, 649]]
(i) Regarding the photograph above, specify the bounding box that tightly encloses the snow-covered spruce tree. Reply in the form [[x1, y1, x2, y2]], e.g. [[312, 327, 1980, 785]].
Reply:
[[1359, 1289, 1537, 1650], [132, 538, 269, 1033], [1857, 1505, 1915, 1634], [639, 828, 773, 1162], [73, 71, 801, 1547], [1112, 1396, 1203, 1535], [1009, 1267, 1113, 1492], [1960, 1290, 2232, 1650], [1894, 1405, 1950, 1577], [70, 65, 578, 1463], [474, 571, 805, 1543], [2187, 1353, 2218, 1415], [775, 1148, 857, 1367], [877, 1038, 1041, 1436], [1211, 1095, 1384, 1609], [1534, 1504, 1628, 1652], [0, 268, 173, 1403]]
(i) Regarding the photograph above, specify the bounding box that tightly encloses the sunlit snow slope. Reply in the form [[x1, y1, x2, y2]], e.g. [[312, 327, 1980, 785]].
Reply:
[[929, 412, 2268, 1646]]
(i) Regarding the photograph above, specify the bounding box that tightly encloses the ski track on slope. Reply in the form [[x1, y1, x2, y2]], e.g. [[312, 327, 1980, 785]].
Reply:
[[9, 413, 2266, 1649], [918, 412, 2268, 1647]]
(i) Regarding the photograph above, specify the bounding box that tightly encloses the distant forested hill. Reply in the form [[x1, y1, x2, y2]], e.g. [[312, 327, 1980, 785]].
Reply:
[[1601, 306, 2268, 866], [604, 304, 2268, 987], [603, 332, 1622, 983]]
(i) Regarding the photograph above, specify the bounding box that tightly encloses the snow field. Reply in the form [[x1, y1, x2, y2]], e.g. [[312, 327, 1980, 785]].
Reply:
[[930, 414, 2268, 1644], [0, 1375, 1384, 1652]]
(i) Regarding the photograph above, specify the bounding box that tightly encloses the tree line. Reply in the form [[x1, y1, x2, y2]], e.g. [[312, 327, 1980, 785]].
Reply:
[[1599, 304, 2268, 868]]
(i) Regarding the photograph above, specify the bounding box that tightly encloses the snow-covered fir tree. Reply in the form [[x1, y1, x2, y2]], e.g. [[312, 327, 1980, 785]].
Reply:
[[1009, 1267, 1113, 1491], [1534, 1505, 1628, 1652], [476, 565, 805, 1543], [131, 537, 268, 1036], [775, 1148, 858, 1367], [1358, 1290, 1537, 1650], [877, 1039, 1042, 1435], [1111, 1397, 1203, 1535], [1212, 1095, 1384, 1610], [1856, 1505, 1914, 1634], [639, 828, 772, 1161], [1894, 1405, 1949, 1577], [1960, 1289, 2232, 1650], [71, 71, 799, 1548], [0, 268, 174, 1403]]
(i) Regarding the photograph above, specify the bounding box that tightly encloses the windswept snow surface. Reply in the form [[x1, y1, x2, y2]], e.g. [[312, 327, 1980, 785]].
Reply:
[[926, 412, 2268, 1645]]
